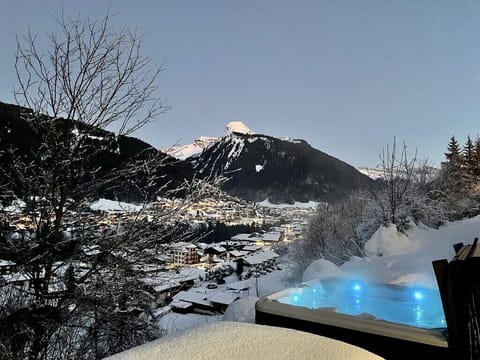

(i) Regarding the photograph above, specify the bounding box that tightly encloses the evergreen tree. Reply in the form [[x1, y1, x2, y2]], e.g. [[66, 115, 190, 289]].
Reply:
[[442, 136, 466, 194], [474, 137, 480, 178], [445, 136, 462, 166], [463, 136, 477, 186]]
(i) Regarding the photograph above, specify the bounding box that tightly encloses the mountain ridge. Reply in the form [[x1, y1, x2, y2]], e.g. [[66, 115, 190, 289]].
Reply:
[[186, 125, 374, 203]]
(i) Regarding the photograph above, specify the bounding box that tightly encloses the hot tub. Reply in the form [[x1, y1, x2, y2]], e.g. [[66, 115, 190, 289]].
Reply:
[[255, 277, 450, 359]]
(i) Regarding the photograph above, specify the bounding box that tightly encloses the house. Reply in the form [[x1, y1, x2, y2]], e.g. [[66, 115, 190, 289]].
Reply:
[[237, 250, 279, 274], [174, 290, 215, 313], [259, 231, 283, 245], [230, 231, 283, 246], [141, 269, 200, 306]]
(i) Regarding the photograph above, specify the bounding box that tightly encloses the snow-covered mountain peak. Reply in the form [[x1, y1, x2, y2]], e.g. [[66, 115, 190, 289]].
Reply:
[[225, 121, 255, 135], [163, 136, 217, 160]]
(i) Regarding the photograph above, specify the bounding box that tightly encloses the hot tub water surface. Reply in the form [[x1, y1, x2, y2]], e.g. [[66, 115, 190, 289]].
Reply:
[[276, 278, 446, 329]]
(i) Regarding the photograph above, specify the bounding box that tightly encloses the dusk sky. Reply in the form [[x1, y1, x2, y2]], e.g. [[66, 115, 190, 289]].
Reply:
[[1, 0, 480, 167]]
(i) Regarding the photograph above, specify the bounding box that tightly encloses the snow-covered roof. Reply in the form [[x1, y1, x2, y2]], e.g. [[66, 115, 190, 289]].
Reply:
[[242, 245, 260, 252], [206, 245, 227, 253], [170, 300, 193, 310], [174, 290, 214, 308], [209, 291, 238, 306], [241, 250, 279, 266], [141, 269, 199, 287], [228, 250, 248, 258], [231, 233, 262, 242], [262, 232, 282, 242]]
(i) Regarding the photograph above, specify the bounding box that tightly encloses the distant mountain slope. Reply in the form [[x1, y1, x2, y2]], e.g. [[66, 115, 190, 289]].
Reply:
[[189, 123, 374, 203], [0, 101, 194, 202], [163, 136, 217, 160]]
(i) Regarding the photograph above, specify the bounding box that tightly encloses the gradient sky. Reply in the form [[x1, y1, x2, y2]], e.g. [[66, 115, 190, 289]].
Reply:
[[1, 0, 480, 167]]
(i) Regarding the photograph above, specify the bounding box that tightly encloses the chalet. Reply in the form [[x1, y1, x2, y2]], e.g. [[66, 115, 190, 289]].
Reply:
[[231, 233, 263, 244], [226, 250, 249, 260], [230, 231, 283, 246], [141, 269, 200, 306], [237, 250, 279, 274], [174, 290, 215, 313], [173, 289, 238, 313], [260, 231, 282, 245]]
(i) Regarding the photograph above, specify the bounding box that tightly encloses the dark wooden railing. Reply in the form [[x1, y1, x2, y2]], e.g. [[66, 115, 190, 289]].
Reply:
[[433, 238, 480, 360]]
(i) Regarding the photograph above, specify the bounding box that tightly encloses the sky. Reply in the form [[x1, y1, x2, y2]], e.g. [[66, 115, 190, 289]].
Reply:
[[1, 0, 480, 168]]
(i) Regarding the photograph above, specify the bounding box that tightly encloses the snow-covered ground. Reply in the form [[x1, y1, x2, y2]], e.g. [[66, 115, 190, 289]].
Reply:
[[106, 322, 383, 360], [257, 199, 320, 209], [357, 167, 385, 180], [107, 216, 480, 359], [89, 198, 143, 213]]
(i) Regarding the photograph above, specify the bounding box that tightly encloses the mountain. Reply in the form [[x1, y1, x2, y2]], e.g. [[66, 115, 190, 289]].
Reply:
[[163, 136, 218, 160], [0, 101, 194, 202], [188, 122, 374, 203], [164, 121, 255, 161]]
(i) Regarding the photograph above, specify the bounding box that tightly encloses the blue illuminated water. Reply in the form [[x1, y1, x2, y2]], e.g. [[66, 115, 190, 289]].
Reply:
[[277, 279, 446, 329]]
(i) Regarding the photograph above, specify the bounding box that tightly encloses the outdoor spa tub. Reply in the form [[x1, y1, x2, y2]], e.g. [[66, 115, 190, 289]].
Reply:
[[255, 277, 451, 359]]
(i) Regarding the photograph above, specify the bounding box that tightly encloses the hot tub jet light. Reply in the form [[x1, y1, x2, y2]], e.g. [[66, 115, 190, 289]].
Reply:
[[353, 283, 362, 292], [413, 291, 423, 301]]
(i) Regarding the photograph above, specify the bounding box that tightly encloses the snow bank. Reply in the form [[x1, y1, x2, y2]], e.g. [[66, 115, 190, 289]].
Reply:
[[106, 322, 383, 360], [222, 296, 258, 323], [306, 216, 480, 289], [89, 199, 143, 213]]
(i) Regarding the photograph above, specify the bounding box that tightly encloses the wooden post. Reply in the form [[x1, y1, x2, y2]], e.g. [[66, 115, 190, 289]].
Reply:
[[433, 238, 480, 359]]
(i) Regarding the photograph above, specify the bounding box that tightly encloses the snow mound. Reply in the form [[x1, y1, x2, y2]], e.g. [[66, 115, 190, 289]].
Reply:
[[106, 322, 383, 360], [364, 224, 419, 256], [222, 296, 258, 323], [226, 121, 255, 135], [303, 259, 343, 282]]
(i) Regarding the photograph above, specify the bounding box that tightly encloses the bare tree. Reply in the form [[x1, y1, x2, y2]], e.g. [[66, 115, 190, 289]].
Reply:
[[0, 11, 210, 359], [289, 191, 374, 279], [370, 138, 446, 230]]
